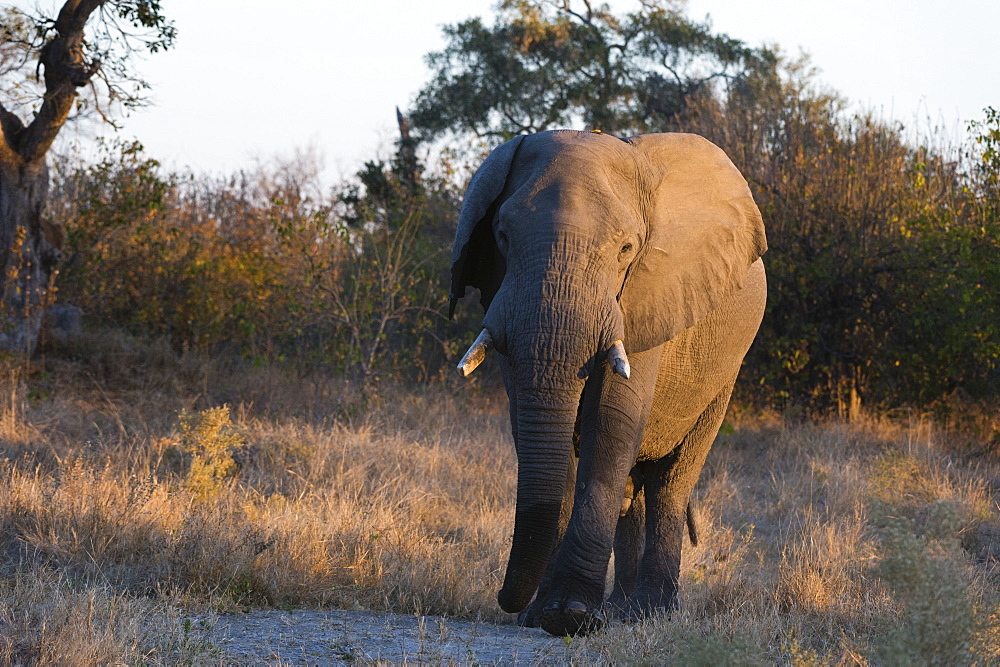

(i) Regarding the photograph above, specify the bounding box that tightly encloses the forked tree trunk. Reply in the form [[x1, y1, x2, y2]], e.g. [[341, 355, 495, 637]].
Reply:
[[0, 0, 107, 353]]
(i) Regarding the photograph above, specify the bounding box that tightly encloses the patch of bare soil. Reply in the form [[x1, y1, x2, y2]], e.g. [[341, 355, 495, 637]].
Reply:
[[210, 609, 585, 664]]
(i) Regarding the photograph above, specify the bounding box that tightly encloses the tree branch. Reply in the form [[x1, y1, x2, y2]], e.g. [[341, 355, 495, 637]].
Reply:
[[54, 0, 105, 37], [19, 0, 106, 164], [559, 0, 594, 25]]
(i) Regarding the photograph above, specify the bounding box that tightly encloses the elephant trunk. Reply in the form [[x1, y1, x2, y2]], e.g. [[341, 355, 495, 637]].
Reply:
[[497, 387, 581, 613], [488, 263, 625, 613]]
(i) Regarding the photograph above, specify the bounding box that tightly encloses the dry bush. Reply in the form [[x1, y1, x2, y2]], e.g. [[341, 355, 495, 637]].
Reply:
[[678, 74, 1000, 411], [49, 141, 463, 382], [2, 346, 999, 661]]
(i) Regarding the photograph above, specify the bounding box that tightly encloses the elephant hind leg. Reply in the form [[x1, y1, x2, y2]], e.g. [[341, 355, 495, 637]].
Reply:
[[611, 492, 696, 612], [609, 469, 645, 609], [625, 381, 735, 621]]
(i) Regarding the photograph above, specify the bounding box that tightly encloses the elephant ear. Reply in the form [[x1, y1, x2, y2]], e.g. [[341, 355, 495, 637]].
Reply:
[[620, 133, 767, 352], [449, 135, 525, 318]]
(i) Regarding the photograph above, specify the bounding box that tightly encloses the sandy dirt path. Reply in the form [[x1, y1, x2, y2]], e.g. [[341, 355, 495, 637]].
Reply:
[[208, 608, 590, 664]]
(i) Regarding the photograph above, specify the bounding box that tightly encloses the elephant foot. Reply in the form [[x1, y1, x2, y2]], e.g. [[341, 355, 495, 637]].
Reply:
[[517, 599, 542, 628], [606, 589, 629, 616], [540, 600, 606, 637], [606, 586, 677, 624]]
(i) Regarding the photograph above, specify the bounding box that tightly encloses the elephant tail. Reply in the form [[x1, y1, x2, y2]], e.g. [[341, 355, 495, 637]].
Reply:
[[686, 500, 699, 547]]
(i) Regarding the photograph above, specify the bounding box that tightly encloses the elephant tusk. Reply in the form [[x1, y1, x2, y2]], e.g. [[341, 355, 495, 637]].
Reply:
[[607, 340, 631, 379], [457, 329, 493, 377]]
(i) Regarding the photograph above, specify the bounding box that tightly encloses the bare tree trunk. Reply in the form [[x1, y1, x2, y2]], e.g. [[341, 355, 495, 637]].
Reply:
[[0, 0, 106, 353], [0, 159, 59, 352]]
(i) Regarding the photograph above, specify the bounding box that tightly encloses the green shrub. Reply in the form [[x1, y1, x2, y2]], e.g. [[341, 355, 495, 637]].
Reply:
[[178, 406, 246, 500]]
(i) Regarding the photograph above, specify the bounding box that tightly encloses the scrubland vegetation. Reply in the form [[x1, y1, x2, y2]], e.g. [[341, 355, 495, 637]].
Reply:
[[2, 0, 1000, 663], [2, 339, 999, 662]]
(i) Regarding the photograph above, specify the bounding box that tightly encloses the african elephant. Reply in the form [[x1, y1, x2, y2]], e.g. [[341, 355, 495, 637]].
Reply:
[[450, 130, 766, 636]]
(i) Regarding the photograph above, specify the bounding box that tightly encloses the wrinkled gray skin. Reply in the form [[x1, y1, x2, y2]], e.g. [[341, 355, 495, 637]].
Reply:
[[450, 130, 767, 637]]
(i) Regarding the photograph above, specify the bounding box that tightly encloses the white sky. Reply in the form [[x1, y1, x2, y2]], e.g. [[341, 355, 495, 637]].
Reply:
[[40, 0, 1000, 181]]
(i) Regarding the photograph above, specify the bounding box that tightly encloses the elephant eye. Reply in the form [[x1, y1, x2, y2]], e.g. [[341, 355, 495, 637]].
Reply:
[[498, 231, 509, 249], [620, 243, 633, 255]]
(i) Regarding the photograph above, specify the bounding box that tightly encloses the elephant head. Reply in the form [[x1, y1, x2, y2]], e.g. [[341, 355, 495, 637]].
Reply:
[[451, 130, 766, 614]]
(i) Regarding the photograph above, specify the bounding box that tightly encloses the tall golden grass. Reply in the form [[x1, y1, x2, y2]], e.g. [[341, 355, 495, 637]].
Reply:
[[1, 332, 998, 662]]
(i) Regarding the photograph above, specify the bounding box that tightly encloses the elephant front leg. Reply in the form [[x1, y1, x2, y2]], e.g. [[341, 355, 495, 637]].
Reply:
[[538, 348, 661, 637]]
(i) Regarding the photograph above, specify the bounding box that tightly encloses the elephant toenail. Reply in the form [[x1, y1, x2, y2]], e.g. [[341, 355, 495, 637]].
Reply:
[[566, 601, 588, 614]]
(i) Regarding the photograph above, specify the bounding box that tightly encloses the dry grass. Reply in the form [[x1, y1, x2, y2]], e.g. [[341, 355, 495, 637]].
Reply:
[[2, 335, 999, 662], [0, 567, 218, 664]]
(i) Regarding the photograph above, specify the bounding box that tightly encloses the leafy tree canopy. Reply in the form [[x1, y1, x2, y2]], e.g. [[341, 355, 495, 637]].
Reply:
[[0, 1, 175, 128], [410, 0, 776, 142]]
